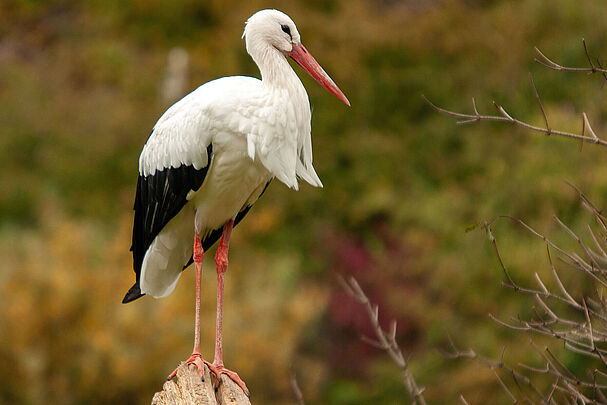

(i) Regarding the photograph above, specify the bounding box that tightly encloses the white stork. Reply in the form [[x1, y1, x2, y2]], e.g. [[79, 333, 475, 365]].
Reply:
[[122, 9, 349, 394]]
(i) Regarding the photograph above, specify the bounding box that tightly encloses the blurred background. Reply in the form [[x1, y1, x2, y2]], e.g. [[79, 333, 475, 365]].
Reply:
[[1, 0, 607, 403]]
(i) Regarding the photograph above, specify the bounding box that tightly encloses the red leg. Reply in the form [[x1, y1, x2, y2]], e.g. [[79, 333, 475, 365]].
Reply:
[[205, 220, 249, 395], [167, 233, 208, 381], [213, 219, 233, 367]]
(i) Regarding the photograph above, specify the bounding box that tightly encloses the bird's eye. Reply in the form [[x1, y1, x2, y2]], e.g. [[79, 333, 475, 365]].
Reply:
[[281, 24, 291, 37]]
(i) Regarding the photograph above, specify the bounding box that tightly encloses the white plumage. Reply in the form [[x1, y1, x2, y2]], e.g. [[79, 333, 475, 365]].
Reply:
[[137, 10, 330, 298], [123, 9, 349, 391]]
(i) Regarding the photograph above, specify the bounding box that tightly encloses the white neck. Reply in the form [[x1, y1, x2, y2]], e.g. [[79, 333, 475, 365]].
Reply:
[[248, 42, 302, 91], [244, 37, 320, 190]]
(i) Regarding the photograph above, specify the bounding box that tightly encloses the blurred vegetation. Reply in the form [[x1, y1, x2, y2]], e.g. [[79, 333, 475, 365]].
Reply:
[[1, 0, 607, 403]]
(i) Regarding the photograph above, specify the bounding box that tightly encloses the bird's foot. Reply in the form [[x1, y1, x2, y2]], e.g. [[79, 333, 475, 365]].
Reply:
[[206, 361, 250, 396], [167, 352, 207, 381]]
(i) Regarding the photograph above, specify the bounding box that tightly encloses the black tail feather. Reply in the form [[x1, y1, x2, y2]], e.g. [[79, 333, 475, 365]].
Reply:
[[122, 283, 145, 303]]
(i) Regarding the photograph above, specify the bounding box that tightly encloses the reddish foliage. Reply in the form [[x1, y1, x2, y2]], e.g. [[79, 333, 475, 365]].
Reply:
[[317, 217, 423, 376]]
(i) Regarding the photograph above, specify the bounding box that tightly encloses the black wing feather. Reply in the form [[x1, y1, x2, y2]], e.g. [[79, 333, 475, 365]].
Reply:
[[123, 144, 212, 303]]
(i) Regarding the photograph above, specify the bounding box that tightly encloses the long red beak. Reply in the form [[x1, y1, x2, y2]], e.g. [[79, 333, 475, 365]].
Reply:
[[289, 43, 350, 107]]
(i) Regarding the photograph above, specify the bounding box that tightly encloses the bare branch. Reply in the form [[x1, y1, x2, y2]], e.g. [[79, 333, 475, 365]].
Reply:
[[547, 248, 583, 310], [528, 73, 550, 134], [534, 39, 607, 77], [491, 367, 517, 403], [290, 370, 305, 405], [429, 38, 607, 403], [485, 223, 517, 288], [423, 94, 607, 148], [339, 276, 426, 405], [443, 337, 551, 402], [423, 41, 607, 149], [469, 195, 607, 401], [488, 215, 607, 292]]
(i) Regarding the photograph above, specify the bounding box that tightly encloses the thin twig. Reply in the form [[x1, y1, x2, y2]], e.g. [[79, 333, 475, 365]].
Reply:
[[428, 38, 607, 402], [534, 39, 607, 77], [339, 276, 427, 405], [423, 41, 607, 148], [290, 369, 305, 405], [443, 336, 551, 403], [529, 73, 550, 135], [423, 95, 607, 148]]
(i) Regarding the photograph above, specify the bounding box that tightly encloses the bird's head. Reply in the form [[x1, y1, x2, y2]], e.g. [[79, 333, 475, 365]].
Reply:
[[243, 9, 350, 106]]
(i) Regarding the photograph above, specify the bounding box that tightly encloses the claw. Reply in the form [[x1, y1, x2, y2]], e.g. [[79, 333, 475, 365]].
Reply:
[[167, 353, 208, 382], [206, 361, 249, 396]]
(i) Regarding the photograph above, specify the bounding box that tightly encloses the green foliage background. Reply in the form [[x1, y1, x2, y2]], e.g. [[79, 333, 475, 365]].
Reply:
[[1, 0, 607, 403]]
